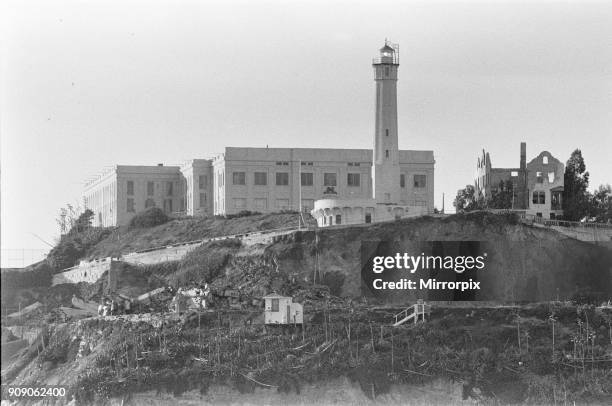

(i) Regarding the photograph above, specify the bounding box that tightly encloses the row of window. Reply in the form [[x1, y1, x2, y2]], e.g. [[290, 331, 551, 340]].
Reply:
[[232, 198, 315, 210], [227, 172, 427, 188], [126, 181, 174, 197], [126, 198, 179, 213]]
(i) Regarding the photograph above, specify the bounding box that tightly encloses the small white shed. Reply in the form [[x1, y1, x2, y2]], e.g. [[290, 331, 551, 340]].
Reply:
[[263, 293, 303, 325]]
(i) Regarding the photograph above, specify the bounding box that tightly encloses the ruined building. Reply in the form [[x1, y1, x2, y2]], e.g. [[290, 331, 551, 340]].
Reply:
[[475, 142, 564, 219]]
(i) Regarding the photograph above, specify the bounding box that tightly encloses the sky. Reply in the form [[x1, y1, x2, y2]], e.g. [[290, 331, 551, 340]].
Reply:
[[1, 0, 611, 267]]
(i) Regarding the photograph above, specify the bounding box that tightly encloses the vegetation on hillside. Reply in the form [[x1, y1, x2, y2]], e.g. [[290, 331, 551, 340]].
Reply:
[[21, 303, 610, 405], [129, 207, 170, 229]]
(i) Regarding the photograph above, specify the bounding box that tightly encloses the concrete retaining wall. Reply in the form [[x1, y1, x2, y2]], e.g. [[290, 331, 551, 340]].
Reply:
[[51, 228, 299, 285], [52, 258, 113, 286], [122, 243, 201, 265]]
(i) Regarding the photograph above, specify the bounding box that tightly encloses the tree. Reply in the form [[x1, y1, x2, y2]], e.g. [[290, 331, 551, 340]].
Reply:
[[562, 149, 590, 221], [454, 185, 485, 212], [73, 209, 94, 233], [129, 207, 169, 228], [56, 203, 84, 235], [590, 184, 612, 223]]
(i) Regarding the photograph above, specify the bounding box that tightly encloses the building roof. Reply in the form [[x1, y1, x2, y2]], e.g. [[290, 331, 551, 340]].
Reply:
[[380, 44, 394, 53]]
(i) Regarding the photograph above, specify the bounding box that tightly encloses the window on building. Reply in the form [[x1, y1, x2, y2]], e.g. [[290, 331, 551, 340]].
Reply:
[[166, 181, 173, 196], [301, 162, 313, 166], [127, 198, 135, 212], [385, 129, 389, 137], [336, 214, 342, 224], [543, 156, 548, 164], [301, 172, 313, 186], [551, 192, 562, 210], [323, 173, 337, 186], [276, 199, 290, 209], [365, 213, 372, 223], [147, 181, 154, 196], [385, 150, 389, 158], [163, 199, 173, 213], [254, 172, 267, 186], [511, 171, 518, 177], [254, 198, 267, 210], [532, 191, 546, 205], [301, 199, 314, 211], [127, 181, 134, 195], [400, 174, 405, 188], [413, 175, 426, 188], [199, 175, 207, 189], [199, 193, 206, 208], [536, 172, 543, 183], [276, 172, 289, 186], [233, 172, 246, 185], [347, 173, 360, 187], [271, 299, 279, 312], [234, 198, 246, 209], [548, 172, 555, 183], [385, 67, 389, 76]]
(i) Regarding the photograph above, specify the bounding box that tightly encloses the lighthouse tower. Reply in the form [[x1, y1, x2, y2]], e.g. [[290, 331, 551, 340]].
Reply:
[[372, 42, 401, 203]]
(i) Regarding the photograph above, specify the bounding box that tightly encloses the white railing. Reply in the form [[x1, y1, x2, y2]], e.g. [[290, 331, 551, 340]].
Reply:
[[393, 301, 430, 326]]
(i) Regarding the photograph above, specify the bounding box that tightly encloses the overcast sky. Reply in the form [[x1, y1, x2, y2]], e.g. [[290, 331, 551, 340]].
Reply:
[[1, 0, 611, 266]]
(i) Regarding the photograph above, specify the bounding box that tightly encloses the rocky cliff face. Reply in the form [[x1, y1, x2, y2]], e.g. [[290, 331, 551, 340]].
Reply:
[[258, 213, 612, 303]]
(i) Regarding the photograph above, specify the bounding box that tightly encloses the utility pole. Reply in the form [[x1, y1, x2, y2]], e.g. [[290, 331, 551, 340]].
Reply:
[[298, 161, 302, 230]]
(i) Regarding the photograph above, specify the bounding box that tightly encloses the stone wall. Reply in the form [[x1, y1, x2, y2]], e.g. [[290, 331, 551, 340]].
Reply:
[[122, 243, 201, 265], [51, 258, 113, 286]]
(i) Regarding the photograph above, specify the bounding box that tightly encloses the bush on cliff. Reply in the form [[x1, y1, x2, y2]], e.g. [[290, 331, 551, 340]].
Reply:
[[46, 227, 111, 272], [129, 208, 169, 229]]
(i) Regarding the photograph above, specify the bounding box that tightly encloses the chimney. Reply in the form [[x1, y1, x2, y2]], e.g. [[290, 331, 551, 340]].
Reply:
[[520, 142, 526, 170]]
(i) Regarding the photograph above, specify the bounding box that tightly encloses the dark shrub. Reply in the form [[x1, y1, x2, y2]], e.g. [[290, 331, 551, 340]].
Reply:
[[321, 271, 345, 297], [47, 227, 111, 272], [47, 241, 80, 270], [129, 207, 169, 228], [225, 210, 261, 219]]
